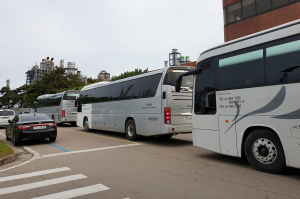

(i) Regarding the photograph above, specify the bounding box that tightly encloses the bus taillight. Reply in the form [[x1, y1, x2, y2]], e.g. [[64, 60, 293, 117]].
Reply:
[[164, 107, 171, 124], [62, 110, 65, 118]]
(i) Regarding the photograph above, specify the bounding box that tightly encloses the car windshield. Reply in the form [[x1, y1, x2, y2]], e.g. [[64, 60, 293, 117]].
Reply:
[[63, 93, 79, 100], [20, 114, 51, 122], [0, 111, 14, 116]]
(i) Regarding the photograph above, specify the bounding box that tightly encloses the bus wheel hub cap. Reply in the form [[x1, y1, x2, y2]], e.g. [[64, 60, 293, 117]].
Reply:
[[252, 138, 277, 164]]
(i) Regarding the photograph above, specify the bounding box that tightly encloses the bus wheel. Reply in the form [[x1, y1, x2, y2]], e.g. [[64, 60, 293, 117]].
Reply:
[[244, 129, 286, 173], [84, 118, 90, 132], [125, 119, 138, 141]]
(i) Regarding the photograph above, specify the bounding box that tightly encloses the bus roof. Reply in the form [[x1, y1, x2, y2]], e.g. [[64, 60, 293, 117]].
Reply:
[[197, 19, 300, 63], [37, 90, 79, 99], [81, 65, 193, 92]]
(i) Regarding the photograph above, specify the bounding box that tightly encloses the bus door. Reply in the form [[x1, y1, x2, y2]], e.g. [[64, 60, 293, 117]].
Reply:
[[193, 71, 220, 153]]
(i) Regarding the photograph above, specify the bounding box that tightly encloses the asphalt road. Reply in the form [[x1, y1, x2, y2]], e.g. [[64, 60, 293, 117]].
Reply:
[[0, 125, 300, 199]]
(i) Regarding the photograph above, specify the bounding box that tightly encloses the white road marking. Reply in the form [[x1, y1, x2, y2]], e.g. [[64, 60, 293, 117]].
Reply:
[[0, 174, 87, 195], [0, 167, 71, 182], [39, 143, 141, 158], [31, 183, 110, 199]]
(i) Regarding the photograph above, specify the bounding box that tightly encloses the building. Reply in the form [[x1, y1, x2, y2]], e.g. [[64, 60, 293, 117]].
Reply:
[[26, 57, 55, 84], [168, 48, 196, 67], [223, 0, 300, 42], [26, 58, 88, 85], [98, 70, 110, 81]]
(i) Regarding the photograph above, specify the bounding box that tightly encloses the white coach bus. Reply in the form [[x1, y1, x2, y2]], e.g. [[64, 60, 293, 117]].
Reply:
[[176, 20, 300, 173], [34, 90, 80, 125], [77, 66, 194, 141]]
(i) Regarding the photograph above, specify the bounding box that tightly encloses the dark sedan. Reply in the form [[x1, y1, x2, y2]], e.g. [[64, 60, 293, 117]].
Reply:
[[5, 114, 57, 146]]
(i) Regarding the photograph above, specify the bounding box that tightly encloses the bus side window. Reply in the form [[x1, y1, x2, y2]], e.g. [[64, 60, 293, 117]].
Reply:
[[194, 72, 216, 115]]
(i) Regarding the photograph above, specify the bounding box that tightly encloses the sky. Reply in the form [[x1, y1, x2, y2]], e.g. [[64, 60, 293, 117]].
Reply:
[[0, 0, 224, 89]]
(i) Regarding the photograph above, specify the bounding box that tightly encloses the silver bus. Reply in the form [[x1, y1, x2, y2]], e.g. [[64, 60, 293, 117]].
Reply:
[[176, 19, 300, 173], [34, 90, 80, 125], [77, 66, 194, 141]]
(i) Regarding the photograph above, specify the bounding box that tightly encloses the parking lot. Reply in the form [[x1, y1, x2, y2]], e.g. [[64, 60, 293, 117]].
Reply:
[[0, 125, 300, 199]]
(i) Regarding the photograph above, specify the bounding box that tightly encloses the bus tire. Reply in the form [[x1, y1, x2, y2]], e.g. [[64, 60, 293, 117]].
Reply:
[[84, 118, 90, 132], [125, 119, 138, 141], [71, 122, 77, 127], [244, 129, 286, 173]]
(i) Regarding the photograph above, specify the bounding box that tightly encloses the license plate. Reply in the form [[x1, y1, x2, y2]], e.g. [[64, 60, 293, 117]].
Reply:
[[33, 126, 46, 130]]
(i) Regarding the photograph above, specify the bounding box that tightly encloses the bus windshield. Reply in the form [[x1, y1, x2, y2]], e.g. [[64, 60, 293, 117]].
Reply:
[[63, 93, 79, 100], [164, 70, 193, 89]]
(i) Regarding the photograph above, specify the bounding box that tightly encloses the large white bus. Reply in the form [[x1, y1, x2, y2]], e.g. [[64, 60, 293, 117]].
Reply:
[[34, 90, 80, 125], [176, 19, 300, 173], [77, 66, 194, 141]]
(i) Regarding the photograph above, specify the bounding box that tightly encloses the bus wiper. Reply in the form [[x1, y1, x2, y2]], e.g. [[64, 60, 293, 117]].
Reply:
[[175, 66, 209, 92]]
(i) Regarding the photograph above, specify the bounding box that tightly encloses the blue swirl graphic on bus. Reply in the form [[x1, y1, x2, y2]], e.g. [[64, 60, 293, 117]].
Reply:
[[225, 86, 286, 134]]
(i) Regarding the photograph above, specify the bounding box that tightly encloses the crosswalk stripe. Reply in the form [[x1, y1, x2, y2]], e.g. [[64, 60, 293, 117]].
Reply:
[[31, 183, 110, 199], [0, 174, 86, 196], [0, 167, 71, 183]]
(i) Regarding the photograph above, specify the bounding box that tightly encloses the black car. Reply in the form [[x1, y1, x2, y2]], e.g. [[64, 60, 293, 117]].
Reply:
[[5, 114, 57, 146]]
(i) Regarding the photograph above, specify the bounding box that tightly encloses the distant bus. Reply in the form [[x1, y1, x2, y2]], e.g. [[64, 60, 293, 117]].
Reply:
[[34, 90, 80, 125], [77, 66, 194, 141], [176, 20, 300, 173]]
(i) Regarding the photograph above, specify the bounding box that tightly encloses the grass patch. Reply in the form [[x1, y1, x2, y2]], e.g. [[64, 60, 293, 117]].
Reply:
[[0, 140, 14, 159]]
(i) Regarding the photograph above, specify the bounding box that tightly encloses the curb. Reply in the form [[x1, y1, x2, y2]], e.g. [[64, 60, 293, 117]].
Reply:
[[0, 153, 18, 166]]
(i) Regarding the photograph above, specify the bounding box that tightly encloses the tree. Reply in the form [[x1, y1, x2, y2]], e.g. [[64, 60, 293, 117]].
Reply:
[[23, 67, 85, 107], [87, 77, 102, 84], [111, 68, 148, 81]]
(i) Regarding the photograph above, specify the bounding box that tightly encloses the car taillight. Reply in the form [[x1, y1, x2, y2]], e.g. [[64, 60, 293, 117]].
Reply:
[[62, 110, 65, 118], [164, 107, 171, 124], [17, 125, 31, 130], [49, 123, 57, 128]]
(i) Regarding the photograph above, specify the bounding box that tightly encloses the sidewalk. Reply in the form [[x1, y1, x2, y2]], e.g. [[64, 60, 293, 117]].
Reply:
[[0, 133, 29, 167]]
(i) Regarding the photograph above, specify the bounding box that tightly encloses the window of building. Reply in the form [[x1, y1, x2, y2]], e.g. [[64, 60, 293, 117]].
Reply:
[[272, 0, 290, 8], [242, 0, 256, 18], [194, 72, 216, 115], [265, 35, 300, 84], [218, 48, 264, 90], [227, 2, 242, 24], [256, 0, 272, 14]]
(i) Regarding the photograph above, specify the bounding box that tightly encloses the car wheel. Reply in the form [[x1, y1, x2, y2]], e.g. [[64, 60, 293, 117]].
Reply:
[[84, 118, 90, 132], [125, 119, 138, 141], [244, 129, 286, 173], [13, 132, 20, 146], [49, 137, 56, 142], [5, 129, 10, 140]]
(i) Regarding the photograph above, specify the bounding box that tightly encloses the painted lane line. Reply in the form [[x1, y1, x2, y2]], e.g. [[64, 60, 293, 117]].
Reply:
[[58, 128, 139, 144], [0, 167, 71, 183], [47, 144, 70, 152], [31, 183, 110, 199], [0, 174, 87, 195], [39, 143, 141, 158]]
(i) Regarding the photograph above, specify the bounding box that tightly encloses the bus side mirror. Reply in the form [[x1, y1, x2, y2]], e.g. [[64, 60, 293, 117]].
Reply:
[[75, 99, 78, 107], [175, 77, 182, 92]]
